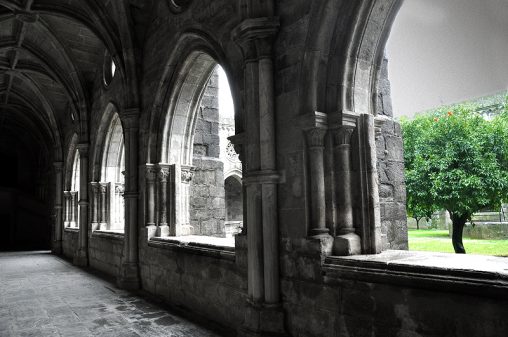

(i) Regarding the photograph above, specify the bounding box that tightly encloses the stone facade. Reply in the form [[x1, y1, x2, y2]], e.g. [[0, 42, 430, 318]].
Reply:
[[1, 1, 506, 337]]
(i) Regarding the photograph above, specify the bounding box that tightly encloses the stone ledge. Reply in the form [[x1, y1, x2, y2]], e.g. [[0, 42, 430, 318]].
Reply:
[[92, 230, 125, 241], [149, 236, 235, 261], [324, 250, 508, 298], [64, 227, 79, 233]]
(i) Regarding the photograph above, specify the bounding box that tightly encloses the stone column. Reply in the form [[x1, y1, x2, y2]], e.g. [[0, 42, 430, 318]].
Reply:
[[115, 183, 125, 230], [52, 162, 63, 254], [333, 126, 361, 255], [145, 164, 156, 226], [70, 191, 78, 227], [99, 183, 108, 230], [74, 143, 89, 266], [90, 182, 100, 231], [63, 191, 71, 227], [156, 164, 169, 236], [306, 127, 329, 237], [180, 165, 194, 235], [118, 108, 140, 289]]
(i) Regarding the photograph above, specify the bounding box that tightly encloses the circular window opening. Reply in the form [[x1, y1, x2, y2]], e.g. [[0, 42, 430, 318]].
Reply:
[[103, 51, 116, 87]]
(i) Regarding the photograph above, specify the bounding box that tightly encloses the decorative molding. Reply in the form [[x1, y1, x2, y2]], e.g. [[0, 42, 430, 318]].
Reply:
[[181, 166, 195, 184]]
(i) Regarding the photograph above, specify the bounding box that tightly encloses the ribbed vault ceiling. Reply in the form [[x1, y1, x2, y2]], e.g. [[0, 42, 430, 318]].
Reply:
[[0, 0, 121, 162]]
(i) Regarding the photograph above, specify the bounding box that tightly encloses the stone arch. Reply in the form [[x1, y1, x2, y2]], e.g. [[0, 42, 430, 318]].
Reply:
[[101, 114, 125, 184], [91, 103, 121, 182], [145, 30, 242, 165]]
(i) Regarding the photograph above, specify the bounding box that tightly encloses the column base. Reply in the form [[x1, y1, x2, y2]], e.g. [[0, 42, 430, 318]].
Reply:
[[238, 302, 287, 337], [117, 262, 140, 290], [333, 233, 361, 256], [309, 227, 330, 239], [73, 249, 88, 267], [156, 225, 170, 237], [51, 240, 62, 255]]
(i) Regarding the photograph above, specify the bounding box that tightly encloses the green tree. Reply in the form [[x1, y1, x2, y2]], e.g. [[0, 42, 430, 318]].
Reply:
[[401, 104, 508, 253]]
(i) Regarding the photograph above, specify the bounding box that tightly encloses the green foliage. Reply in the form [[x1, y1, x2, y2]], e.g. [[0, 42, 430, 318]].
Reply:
[[401, 100, 508, 222]]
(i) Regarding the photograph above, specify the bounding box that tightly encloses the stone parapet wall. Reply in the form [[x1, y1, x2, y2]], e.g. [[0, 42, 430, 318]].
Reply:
[[88, 233, 124, 277]]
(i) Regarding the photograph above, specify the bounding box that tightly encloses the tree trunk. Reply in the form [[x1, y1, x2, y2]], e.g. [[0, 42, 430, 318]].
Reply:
[[416, 217, 420, 230], [450, 213, 468, 254]]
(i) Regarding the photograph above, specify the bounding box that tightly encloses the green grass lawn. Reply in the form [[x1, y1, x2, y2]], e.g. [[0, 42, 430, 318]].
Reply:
[[408, 229, 508, 256]]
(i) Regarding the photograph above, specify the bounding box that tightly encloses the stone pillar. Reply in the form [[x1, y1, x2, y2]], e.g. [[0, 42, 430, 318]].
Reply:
[[99, 183, 108, 230], [63, 191, 70, 227], [74, 143, 89, 266], [234, 17, 285, 337], [145, 164, 156, 226], [52, 162, 63, 254], [333, 126, 361, 255], [114, 183, 125, 229], [90, 182, 100, 231], [118, 108, 140, 289], [306, 127, 329, 237], [156, 164, 169, 236], [180, 165, 194, 235]]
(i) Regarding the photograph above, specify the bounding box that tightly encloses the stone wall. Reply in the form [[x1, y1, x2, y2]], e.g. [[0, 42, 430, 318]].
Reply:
[[138, 230, 247, 332], [190, 70, 226, 237], [62, 229, 78, 258], [376, 57, 408, 250], [88, 234, 124, 276]]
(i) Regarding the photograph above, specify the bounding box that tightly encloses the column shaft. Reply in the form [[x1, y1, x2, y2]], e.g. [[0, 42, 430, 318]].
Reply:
[[146, 165, 156, 226], [53, 162, 63, 254], [307, 128, 328, 236]]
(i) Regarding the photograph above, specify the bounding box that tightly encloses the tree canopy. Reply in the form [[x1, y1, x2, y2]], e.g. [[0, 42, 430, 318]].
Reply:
[[401, 99, 508, 252]]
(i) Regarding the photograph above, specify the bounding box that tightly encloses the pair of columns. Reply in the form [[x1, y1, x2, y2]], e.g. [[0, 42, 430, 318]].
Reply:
[[145, 163, 194, 236], [90, 182, 125, 231], [305, 113, 381, 255], [63, 190, 79, 227]]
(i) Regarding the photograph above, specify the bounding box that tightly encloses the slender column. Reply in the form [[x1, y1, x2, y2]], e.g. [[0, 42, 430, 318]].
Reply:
[[334, 126, 355, 233], [70, 191, 78, 226], [118, 108, 140, 289], [180, 165, 194, 234], [145, 164, 156, 226], [332, 126, 362, 256], [306, 127, 329, 237], [157, 164, 169, 229], [63, 191, 71, 227], [52, 162, 64, 254], [257, 37, 280, 305], [99, 183, 108, 229], [90, 182, 100, 230], [74, 143, 89, 266]]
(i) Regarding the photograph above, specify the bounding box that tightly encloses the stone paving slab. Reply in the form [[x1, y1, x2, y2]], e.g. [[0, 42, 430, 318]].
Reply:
[[0, 251, 223, 337]]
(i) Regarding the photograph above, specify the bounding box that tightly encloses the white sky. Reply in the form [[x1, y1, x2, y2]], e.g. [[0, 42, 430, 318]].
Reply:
[[386, 0, 508, 117], [218, 66, 235, 119]]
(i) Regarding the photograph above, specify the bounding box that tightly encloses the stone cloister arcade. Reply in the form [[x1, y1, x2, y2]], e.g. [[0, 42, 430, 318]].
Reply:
[[0, 1, 506, 336]]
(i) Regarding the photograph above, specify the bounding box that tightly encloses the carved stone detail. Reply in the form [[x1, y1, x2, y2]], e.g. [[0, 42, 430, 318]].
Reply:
[[306, 128, 327, 148], [334, 126, 355, 146]]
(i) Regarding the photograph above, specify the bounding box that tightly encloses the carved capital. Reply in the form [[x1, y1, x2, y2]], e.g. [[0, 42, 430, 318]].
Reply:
[[333, 126, 355, 146], [76, 143, 89, 157], [115, 184, 125, 194], [145, 165, 157, 182], [306, 128, 327, 148], [233, 17, 279, 60], [90, 182, 100, 193], [53, 161, 64, 172], [157, 168, 170, 182], [99, 183, 108, 194], [120, 108, 140, 129], [181, 167, 194, 184]]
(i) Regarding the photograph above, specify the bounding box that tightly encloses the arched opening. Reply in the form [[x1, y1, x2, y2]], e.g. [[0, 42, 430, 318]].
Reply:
[[224, 175, 243, 237], [97, 113, 125, 232], [66, 149, 80, 228], [380, 0, 508, 255], [154, 52, 242, 244]]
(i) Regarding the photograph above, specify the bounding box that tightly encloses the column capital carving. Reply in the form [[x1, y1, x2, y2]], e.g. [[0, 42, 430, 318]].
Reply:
[[53, 161, 64, 171], [333, 126, 355, 146], [90, 182, 100, 192], [63, 191, 71, 197], [99, 183, 108, 193], [120, 107, 140, 129], [76, 143, 89, 157], [115, 184, 125, 194], [145, 164, 157, 182], [233, 17, 279, 60], [157, 167, 170, 182], [181, 165, 195, 184], [306, 127, 327, 148]]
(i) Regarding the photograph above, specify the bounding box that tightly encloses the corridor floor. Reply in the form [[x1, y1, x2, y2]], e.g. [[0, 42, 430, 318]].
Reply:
[[0, 251, 223, 337]]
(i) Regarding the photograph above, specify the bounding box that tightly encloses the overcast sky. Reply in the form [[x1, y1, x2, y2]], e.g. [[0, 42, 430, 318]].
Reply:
[[386, 0, 508, 117]]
